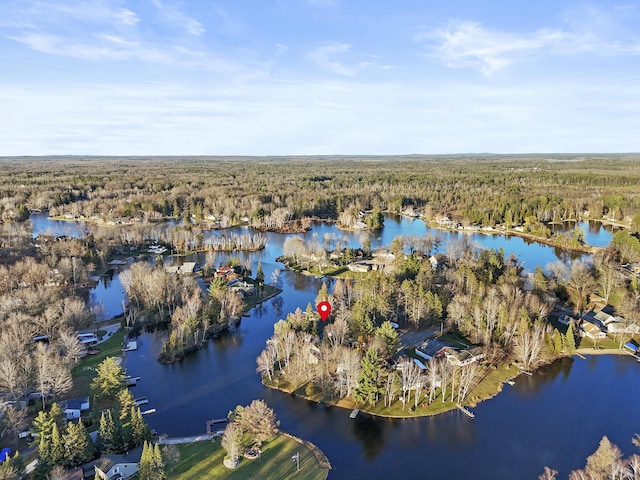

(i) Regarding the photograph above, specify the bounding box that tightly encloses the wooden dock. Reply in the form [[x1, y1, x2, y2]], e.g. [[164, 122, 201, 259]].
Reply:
[[125, 376, 140, 386], [349, 408, 360, 419], [134, 397, 148, 406], [456, 404, 475, 418], [206, 418, 227, 435], [141, 408, 156, 415]]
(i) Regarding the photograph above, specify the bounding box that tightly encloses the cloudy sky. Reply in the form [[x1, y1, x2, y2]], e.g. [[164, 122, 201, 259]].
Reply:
[[2, 0, 640, 155]]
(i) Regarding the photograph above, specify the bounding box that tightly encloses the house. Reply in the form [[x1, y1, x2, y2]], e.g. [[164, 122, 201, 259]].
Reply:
[[607, 318, 640, 335], [165, 262, 199, 275], [347, 262, 371, 273], [445, 347, 485, 367], [90, 447, 142, 480], [581, 322, 607, 340], [417, 339, 452, 360], [60, 397, 90, 420], [215, 265, 234, 278]]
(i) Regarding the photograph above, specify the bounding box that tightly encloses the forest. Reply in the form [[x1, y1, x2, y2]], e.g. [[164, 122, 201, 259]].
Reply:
[[1, 155, 640, 236]]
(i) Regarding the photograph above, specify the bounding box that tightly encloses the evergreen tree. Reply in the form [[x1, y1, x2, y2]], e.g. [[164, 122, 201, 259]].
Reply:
[[553, 329, 563, 354], [138, 441, 154, 480], [117, 389, 136, 421], [565, 321, 576, 352], [130, 407, 151, 447], [354, 348, 383, 405], [375, 321, 401, 358], [49, 423, 66, 467], [98, 410, 123, 454], [255, 261, 264, 292], [91, 357, 125, 398], [32, 410, 55, 465], [64, 421, 95, 467], [138, 442, 166, 480], [153, 444, 166, 480]]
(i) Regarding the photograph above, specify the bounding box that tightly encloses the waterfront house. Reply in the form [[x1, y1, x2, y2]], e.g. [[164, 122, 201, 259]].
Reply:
[[60, 397, 90, 420], [90, 447, 142, 480], [445, 347, 485, 367], [581, 322, 607, 340]]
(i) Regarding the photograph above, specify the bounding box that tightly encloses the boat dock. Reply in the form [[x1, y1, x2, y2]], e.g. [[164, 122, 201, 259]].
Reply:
[[141, 408, 156, 415], [456, 404, 475, 418], [134, 397, 148, 406], [206, 418, 227, 435], [349, 408, 360, 419], [125, 376, 140, 386]]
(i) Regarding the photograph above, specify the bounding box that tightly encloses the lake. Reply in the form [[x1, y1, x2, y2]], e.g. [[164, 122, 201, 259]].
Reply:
[[28, 213, 631, 479]]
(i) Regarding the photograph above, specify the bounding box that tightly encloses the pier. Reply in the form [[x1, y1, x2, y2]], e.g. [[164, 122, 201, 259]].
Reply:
[[456, 404, 475, 418], [349, 408, 360, 419], [134, 397, 148, 406], [206, 418, 227, 435]]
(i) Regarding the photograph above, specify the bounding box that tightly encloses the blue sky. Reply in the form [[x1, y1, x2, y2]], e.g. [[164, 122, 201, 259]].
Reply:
[[2, 0, 640, 155]]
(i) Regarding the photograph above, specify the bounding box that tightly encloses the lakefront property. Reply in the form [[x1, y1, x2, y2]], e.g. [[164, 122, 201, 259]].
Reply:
[[1, 156, 640, 480]]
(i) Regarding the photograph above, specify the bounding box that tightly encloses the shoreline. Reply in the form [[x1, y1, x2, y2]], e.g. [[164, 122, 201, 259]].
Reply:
[[263, 348, 632, 420]]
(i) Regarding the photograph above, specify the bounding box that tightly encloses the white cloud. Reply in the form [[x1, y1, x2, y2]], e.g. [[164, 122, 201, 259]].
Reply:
[[421, 8, 640, 75], [309, 42, 383, 77], [151, 0, 205, 36], [2, 77, 640, 155]]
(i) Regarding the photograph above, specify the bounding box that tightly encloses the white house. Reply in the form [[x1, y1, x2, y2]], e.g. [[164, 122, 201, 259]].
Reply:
[[581, 322, 607, 340], [60, 397, 90, 420], [91, 447, 142, 480]]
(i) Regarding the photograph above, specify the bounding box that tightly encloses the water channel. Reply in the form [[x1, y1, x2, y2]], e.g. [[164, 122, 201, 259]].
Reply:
[[29, 214, 636, 479]]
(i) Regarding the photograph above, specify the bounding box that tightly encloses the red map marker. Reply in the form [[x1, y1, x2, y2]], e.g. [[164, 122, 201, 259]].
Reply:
[[317, 301, 331, 322]]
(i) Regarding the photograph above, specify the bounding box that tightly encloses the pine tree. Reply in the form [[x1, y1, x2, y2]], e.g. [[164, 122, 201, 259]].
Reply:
[[118, 389, 136, 421], [49, 423, 66, 467], [138, 441, 154, 480], [65, 421, 95, 467], [33, 410, 55, 465], [354, 348, 383, 405], [130, 407, 151, 447], [91, 357, 125, 398], [565, 321, 576, 352], [553, 329, 563, 353], [375, 321, 401, 358], [138, 441, 166, 480], [99, 410, 123, 454], [153, 444, 166, 480], [255, 261, 264, 292]]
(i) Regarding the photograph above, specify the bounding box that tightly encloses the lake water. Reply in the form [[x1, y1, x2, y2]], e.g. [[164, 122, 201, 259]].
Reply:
[[27, 213, 633, 479]]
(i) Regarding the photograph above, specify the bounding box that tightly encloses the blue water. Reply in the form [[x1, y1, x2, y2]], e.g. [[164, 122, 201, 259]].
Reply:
[[27, 213, 639, 479]]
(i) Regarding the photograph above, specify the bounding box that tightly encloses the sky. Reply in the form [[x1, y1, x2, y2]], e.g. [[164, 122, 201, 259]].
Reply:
[[1, 0, 640, 156]]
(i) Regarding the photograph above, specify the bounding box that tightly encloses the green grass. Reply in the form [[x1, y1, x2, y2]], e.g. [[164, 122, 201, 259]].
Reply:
[[72, 328, 126, 378], [243, 284, 282, 311], [168, 434, 329, 480]]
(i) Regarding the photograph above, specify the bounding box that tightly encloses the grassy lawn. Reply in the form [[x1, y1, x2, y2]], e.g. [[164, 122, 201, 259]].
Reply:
[[243, 284, 282, 311], [72, 328, 126, 378], [168, 434, 329, 480]]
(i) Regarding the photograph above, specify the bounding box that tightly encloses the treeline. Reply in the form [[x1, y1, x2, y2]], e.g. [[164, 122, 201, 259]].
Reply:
[[2, 156, 640, 233]]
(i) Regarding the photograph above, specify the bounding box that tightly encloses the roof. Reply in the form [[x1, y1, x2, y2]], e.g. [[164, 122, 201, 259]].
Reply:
[[89, 446, 144, 474], [0, 448, 10, 462], [61, 397, 89, 411]]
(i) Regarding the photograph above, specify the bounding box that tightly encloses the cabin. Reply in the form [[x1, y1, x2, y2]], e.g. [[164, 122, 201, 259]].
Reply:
[[60, 397, 90, 420], [89, 446, 142, 480], [445, 347, 485, 367]]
